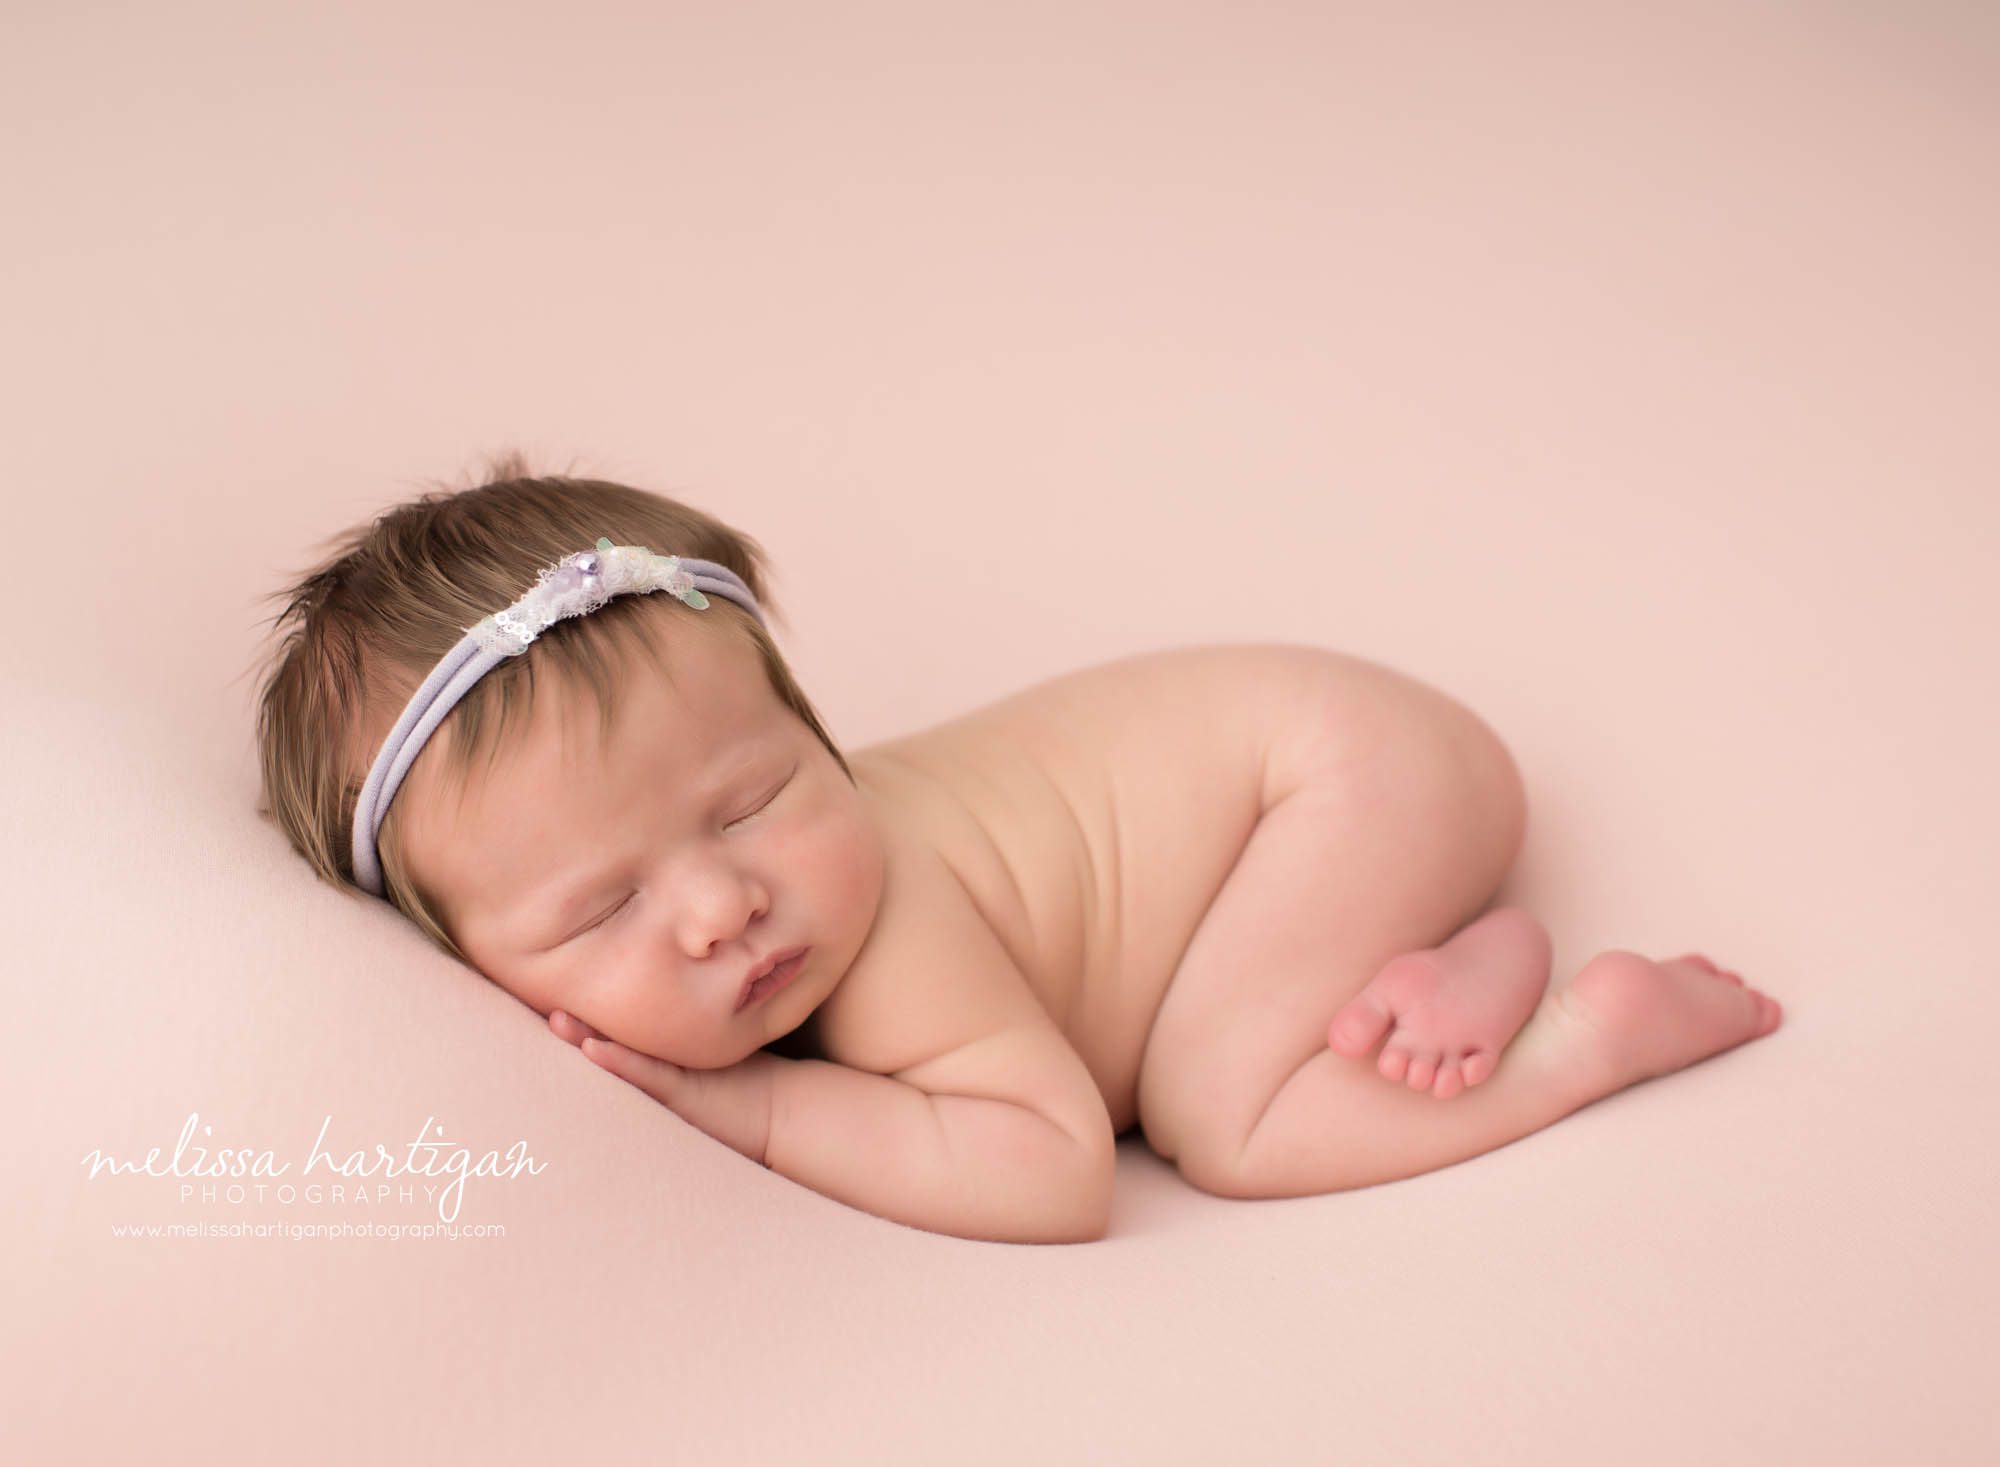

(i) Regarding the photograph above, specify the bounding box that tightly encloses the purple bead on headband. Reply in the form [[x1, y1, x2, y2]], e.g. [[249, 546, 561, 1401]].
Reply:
[[350, 538, 765, 897]]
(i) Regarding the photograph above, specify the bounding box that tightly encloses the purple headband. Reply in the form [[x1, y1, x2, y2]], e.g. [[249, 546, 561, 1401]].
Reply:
[[350, 538, 765, 897]]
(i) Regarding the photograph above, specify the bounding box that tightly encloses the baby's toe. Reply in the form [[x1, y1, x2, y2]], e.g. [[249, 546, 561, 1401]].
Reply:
[[1379, 1046, 1411, 1083], [1404, 1052, 1439, 1092], [1330, 994, 1394, 1058], [1431, 1058, 1466, 1101], [1683, 953, 1746, 987], [1460, 1050, 1495, 1088]]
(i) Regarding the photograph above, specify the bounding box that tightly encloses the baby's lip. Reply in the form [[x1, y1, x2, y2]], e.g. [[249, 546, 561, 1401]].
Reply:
[[736, 946, 807, 1011]]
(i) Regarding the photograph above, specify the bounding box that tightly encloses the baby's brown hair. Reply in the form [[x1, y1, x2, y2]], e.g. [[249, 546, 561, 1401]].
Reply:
[[251, 449, 852, 963]]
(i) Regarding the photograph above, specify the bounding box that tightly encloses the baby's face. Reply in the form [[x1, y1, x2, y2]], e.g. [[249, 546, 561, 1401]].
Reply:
[[396, 620, 885, 1068]]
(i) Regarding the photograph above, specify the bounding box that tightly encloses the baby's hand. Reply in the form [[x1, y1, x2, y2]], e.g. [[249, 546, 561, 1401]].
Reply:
[[548, 1009, 780, 1167]]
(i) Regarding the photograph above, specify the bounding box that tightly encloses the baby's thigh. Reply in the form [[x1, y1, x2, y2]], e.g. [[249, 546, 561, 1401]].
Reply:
[[1134, 709, 1524, 1173]]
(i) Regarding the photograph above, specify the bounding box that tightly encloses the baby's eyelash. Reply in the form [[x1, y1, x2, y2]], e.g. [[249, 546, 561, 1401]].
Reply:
[[573, 894, 630, 939], [728, 772, 794, 827]]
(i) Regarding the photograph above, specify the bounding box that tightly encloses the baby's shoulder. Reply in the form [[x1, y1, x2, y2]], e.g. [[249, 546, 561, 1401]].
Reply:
[[808, 818, 1117, 1156], [808, 813, 1053, 1073]]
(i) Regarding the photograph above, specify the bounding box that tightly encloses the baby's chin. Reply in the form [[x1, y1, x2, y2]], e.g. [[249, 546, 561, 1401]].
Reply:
[[662, 1026, 786, 1071]]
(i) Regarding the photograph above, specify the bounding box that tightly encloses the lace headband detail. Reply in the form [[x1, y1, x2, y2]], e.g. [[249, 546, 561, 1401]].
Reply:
[[349, 538, 765, 897]]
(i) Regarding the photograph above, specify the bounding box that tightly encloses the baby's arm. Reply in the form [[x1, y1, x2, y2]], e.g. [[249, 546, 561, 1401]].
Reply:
[[562, 1013, 1113, 1244], [765, 1022, 1114, 1244]]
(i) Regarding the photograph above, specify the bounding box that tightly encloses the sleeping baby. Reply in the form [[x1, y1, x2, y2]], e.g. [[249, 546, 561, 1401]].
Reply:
[[253, 453, 1783, 1243]]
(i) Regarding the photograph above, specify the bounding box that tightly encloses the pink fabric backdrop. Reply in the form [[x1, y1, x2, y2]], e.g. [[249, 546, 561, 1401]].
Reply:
[[5, 2, 1994, 1463]]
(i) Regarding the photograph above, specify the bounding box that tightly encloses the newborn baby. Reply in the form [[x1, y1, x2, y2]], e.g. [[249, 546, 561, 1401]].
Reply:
[[255, 455, 1783, 1244]]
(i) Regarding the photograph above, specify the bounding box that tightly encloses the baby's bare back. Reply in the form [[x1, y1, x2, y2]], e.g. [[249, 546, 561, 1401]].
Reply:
[[829, 644, 1326, 1133]]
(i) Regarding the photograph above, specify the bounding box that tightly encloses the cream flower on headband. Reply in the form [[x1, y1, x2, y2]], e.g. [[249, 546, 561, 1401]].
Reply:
[[471, 537, 714, 657]]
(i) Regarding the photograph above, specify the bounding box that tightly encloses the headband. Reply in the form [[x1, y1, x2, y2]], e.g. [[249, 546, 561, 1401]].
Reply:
[[349, 537, 765, 896]]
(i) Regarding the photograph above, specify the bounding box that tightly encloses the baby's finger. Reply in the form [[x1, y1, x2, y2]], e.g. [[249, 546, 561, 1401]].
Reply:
[[580, 1037, 686, 1108], [549, 1009, 605, 1045]]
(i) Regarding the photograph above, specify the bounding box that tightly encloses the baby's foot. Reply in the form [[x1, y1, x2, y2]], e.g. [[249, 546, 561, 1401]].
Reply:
[[1327, 907, 1552, 1100], [1552, 950, 1782, 1086]]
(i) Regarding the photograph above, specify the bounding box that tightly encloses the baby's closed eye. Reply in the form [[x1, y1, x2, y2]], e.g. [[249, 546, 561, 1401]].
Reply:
[[558, 769, 797, 944], [575, 894, 632, 937], [728, 770, 792, 827]]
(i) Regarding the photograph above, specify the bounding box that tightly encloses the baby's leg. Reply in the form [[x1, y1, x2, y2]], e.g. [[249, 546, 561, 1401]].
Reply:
[[1135, 701, 1781, 1201]]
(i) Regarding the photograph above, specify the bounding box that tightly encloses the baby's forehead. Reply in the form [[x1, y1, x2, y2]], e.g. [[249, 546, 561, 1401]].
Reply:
[[410, 651, 782, 876], [582, 614, 771, 718], [418, 612, 751, 774], [536, 621, 779, 754]]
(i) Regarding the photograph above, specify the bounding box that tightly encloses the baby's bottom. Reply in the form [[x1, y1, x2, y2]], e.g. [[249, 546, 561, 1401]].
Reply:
[[1133, 686, 1780, 1200]]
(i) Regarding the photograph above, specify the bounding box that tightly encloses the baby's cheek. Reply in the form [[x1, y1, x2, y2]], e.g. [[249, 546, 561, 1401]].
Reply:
[[819, 808, 887, 918]]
